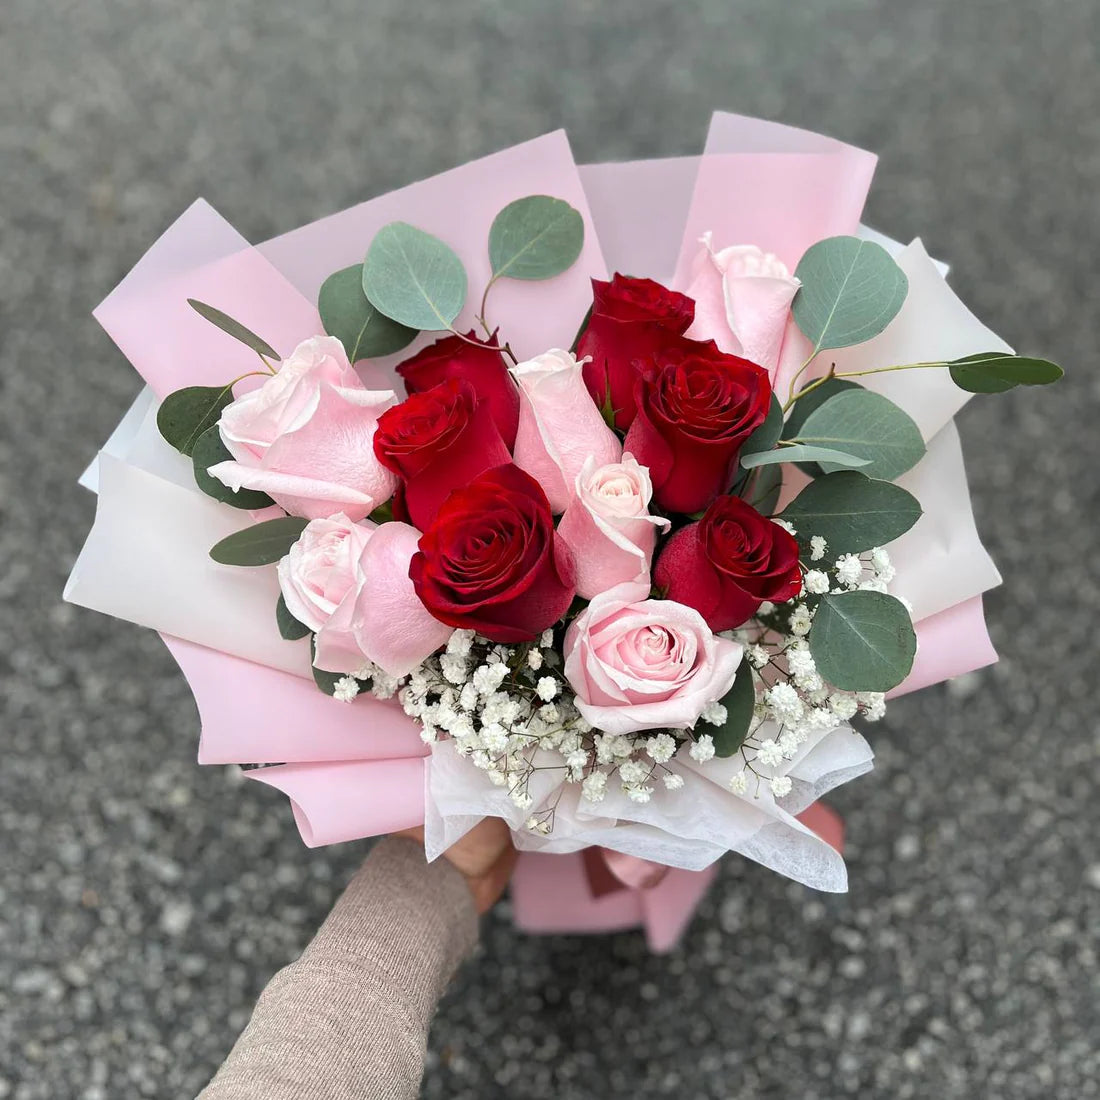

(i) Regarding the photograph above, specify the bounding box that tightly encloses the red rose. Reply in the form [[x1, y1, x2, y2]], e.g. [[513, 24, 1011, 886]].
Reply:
[[373, 378, 511, 530], [654, 495, 801, 631], [577, 274, 695, 429], [396, 330, 519, 448], [623, 339, 771, 514], [411, 464, 576, 643]]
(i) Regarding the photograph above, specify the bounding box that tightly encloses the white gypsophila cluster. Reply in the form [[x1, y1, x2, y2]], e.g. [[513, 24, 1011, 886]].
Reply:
[[719, 537, 903, 800], [331, 538, 905, 835]]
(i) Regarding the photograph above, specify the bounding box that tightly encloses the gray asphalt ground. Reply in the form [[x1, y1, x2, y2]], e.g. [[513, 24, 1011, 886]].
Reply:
[[3, 1, 1098, 1096]]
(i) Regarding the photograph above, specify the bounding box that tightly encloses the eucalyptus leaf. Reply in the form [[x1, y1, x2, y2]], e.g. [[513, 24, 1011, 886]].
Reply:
[[784, 377, 861, 438], [318, 265, 417, 361], [741, 444, 870, 470], [156, 384, 236, 457], [209, 517, 309, 567], [740, 394, 784, 458], [743, 462, 783, 516], [795, 389, 925, 480], [779, 472, 922, 556], [809, 590, 916, 692], [276, 594, 311, 641], [362, 222, 467, 331], [488, 195, 585, 281], [191, 426, 274, 510], [710, 664, 757, 758], [187, 299, 279, 360], [948, 351, 1064, 393], [792, 237, 908, 354]]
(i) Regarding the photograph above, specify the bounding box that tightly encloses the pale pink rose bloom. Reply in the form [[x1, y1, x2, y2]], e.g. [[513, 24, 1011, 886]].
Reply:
[[510, 348, 622, 513], [210, 335, 398, 521], [557, 454, 671, 600], [279, 516, 452, 678], [564, 581, 743, 735], [683, 235, 801, 381]]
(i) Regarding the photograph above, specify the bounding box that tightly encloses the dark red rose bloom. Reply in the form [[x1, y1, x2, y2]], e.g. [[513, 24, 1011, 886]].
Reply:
[[623, 338, 771, 514], [373, 379, 511, 530], [577, 274, 695, 429], [654, 495, 801, 631], [396, 330, 519, 448], [410, 464, 576, 643]]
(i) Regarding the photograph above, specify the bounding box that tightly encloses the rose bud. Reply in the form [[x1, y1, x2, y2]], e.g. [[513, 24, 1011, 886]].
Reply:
[[563, 580, 742, 736], [372, 378, 511, 531], [410, 464, 576, 643], [210, 336, 397, 521], [654, 494, 802, 631], [396, 330, 519, 448], [557, 454, 670, 599], [278, 514, 452, 678], [510, 348, 622, 513], [623, 338, 771, 514], [577, 274, 695, 429], [683, 237, 800, 376]]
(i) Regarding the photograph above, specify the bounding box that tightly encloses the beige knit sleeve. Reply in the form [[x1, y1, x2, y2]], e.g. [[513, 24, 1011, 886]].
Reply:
[[197, 836, 479, 1100]]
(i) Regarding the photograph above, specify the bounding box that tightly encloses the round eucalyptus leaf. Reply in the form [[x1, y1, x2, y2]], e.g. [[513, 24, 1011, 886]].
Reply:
[[156, 383, 237, 457], [488, 195, 585, 281], [362, 222, 467, 331], [792, 237, 908, 353], [795, 389, 925, 480], [192, 426, 274, 510], [809, 590, 917, 692], [319, 265, 418, 361], [779, 472, 922, 556]]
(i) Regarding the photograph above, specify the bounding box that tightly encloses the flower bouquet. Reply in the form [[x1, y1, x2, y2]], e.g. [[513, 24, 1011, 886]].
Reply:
[[66, 113, 1061, 951]]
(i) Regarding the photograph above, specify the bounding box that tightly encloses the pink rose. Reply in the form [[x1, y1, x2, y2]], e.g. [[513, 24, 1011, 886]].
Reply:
[[210, 335, 398, 521], [510, 349, 622, 513], [279, 514, 452, 678], [683, 236, 800, 376], [563, 581, 743, 735], [557, 454, 670, 600]]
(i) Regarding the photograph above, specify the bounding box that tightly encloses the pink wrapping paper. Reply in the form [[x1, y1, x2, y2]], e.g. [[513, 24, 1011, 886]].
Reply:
[[889, 596, 998, 698], [248, 758, 427, 847], [161, 635, 426, 765]]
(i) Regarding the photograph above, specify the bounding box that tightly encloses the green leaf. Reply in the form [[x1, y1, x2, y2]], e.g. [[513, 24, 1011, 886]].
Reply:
[[948, 351, 1064, 394], [710, 664, 757, 757], [368, 499, 395, 525], [780, 472, 922, 556], [187, 299, 279, 360], [276, 594, 311, 641], [809, 590, 917, 692], [362, 222, 467, 331], [743, 462, 783, 516], [784, 377, 861, 437], [488, 195, 585, 281], [156, 384, 237, 457], [740, 394, 783, 458], [795, 389, 925, 480], [192, 426, 274, 510], [209, 517, 309, 567], [318, 264, 418, 362], [741, 444, 870, 470], [792, 237, 908, 354]]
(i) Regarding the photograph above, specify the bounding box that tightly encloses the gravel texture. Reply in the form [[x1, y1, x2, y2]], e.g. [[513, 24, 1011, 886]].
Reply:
[[3, 1, 1098, 1097]]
